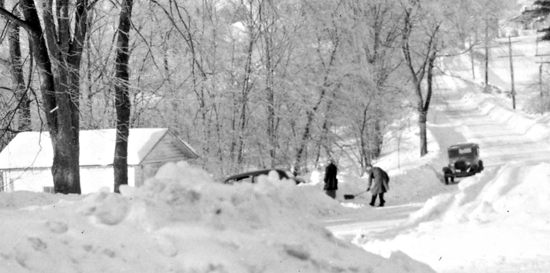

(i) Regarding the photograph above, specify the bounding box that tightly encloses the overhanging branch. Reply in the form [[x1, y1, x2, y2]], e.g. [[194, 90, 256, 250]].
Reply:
[[0, 7, 34, 34]]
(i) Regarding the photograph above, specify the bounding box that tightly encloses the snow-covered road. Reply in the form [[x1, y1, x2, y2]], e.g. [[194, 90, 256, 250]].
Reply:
[[326, 70, 550, 244], [431, 74, 550, 168], [324, 203, 424, 241], [325, 35, 550, 272]]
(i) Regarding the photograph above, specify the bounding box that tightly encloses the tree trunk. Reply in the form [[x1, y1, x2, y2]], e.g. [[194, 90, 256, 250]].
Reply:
[[371, 107, 383, 158], [293, 37, 340, 173], [418, 110, 428, 156], [237, 25, 256, 165], [359, 107, 371, 172], [7, 8, 31, 132], [1, 0, 93, 194], [259, 0, 278, 168], [113, 0, 133, 193], [265, 36, 276, 167], [416, 49, 437, 157], [401, 5, 438, 158]]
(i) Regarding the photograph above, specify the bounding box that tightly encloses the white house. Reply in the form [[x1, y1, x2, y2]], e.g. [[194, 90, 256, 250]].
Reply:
[[0, 128, 198, 193]]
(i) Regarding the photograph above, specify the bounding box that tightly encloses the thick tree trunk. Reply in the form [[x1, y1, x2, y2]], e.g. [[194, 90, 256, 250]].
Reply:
[[18, 0, 74, 194], [5, 0, 92, 194], [113, 0, 133, 193], [48, 52, 82, 194], [51, 127, 80, 194]]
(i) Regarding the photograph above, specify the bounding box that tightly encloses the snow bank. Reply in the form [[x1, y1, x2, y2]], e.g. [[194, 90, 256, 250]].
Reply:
[[461, 92, 550, 142], [0, 161, 435, 273], [340, 165, 449, 206], [358, 162, 550, 273]]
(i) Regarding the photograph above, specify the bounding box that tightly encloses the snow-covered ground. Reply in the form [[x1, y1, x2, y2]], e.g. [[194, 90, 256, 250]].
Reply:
[[350, 34, 550, 272], [1, 34, 550, 273], [0, 162, 434, 273]]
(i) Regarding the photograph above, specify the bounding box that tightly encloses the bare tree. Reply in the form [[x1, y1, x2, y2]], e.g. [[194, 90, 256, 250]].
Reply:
[[292, 0, 343, 173], [0, 0, 94, 194], [113, 0, 133, 193], [0, 1, 32, 141], [6, 7, 31, 132], [343, 0, 403, 170], [400, 0, 440, 157]]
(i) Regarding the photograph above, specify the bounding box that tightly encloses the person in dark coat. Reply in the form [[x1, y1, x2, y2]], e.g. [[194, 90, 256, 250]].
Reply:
[[323, 160, 338, 199], [366, 165, 390, 207]]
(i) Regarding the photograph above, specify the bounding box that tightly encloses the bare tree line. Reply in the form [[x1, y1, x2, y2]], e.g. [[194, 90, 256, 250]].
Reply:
[[0, 0, 516, 192]]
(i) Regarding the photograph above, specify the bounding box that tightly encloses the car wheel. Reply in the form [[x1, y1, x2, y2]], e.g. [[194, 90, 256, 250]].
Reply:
[[478, 160, 484, 172]]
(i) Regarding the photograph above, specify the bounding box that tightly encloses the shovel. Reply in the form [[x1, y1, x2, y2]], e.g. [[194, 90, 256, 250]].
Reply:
[[344, 190, 367, 200]]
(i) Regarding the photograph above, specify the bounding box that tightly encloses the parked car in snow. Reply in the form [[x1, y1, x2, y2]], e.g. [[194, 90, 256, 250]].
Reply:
[[443, 143, 484, 184], [224, 169, 305, 185]]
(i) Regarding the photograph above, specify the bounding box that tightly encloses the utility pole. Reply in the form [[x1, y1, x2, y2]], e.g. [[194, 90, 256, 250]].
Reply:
[[535, 37, 550, 98], [469, 35, 476, 79], [484, 18, 490, 86], [507, 36, 516, 110], [498, 36, 523, 110], [535, 54, 550, 98], [473, 41, 500, 92], [540, 62, 544, 97]]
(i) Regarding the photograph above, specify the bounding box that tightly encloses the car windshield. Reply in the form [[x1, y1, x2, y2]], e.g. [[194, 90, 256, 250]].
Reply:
[[448, 147, 476, 158]]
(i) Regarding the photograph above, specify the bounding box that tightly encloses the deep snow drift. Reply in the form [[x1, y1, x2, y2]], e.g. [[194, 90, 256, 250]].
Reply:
[[0, 161, 434, 273], [357, 163, 550, 273]]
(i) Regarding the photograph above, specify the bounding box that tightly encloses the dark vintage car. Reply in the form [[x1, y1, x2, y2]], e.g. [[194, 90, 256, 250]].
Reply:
[[443, 143, 484, 184], [224, 169, 305, 185]]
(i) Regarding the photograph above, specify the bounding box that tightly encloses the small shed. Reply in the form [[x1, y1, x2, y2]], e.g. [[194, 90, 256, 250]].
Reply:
[[0, 128, 198, 193]]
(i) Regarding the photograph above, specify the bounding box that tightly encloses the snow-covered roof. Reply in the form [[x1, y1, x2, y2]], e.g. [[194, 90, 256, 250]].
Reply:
[[0, 128, 198, 170]]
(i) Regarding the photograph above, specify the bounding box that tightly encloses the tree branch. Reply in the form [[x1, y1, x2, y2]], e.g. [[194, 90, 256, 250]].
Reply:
[[0, 7, 34, 33]]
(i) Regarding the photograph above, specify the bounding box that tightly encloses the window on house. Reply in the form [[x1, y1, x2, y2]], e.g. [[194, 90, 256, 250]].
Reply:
[[43, 186, 55, 193]]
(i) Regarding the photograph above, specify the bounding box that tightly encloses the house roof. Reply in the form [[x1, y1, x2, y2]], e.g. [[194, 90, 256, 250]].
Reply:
[[0, 128, 198, 170]]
